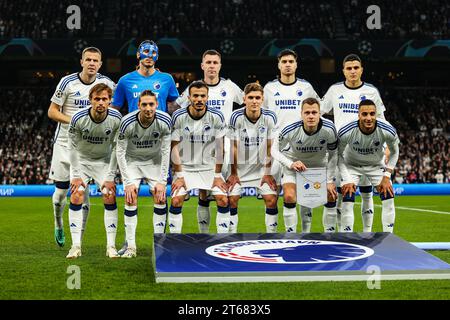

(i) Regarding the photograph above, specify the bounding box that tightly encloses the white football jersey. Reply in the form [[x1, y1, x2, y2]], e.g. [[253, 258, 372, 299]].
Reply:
[[51, 72, 116, 147], [263, 78, 320, 131], [172, 107, 227, 172], [321, 81, 385, 131], [228, 107, 277, 181], [68, 108, 122, 177], [175, 78, 243, 123], [116, 110, 172, 185], [337, 119, 400, 175]]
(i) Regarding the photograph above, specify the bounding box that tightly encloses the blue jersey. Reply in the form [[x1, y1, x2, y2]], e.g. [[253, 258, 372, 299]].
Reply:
[[112, 70, 179, 113]]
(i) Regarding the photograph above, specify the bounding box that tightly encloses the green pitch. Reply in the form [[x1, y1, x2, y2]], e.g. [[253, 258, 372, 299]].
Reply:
[[0, 195, 449, 300]]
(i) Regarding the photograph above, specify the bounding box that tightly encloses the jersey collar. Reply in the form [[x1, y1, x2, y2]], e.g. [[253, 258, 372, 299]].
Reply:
[[78, 72, 97, 86], [358, 120, 377, 135], [203, 78, 221, 87], [344, 81, 364, 90], [278, 78, 298, 86], [187, 105, 208, 121], [88, 107, 109, 124]]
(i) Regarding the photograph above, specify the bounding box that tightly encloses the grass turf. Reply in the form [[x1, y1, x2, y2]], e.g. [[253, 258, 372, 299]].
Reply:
[[0, 195, 449, 300]]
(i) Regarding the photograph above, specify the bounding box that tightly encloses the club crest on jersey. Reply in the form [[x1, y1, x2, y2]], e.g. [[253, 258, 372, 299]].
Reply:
[[152, 131, 160, 139], [153, 82, 161, 90], [374, 141, 380, 146], [104, 129, 112, 135], [258, 126, 266, 134], [360, 94, 367, 101], [205, 240, 374, 264], [296, 90, 303, 97], [220, 89, 227, 97], [203, 124, 211, 132], [319, 139, 326, 145]]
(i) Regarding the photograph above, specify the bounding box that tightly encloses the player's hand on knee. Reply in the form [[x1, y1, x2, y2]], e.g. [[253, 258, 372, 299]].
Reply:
[[101, 181, 116, 198], [377, 177, 394, 198], [213, 176, 228, 193], [327, 182, 337, 201], [154, 183, 166, 203], [70, 178, 86, 195], [226, 174, 241, 192], [290, 161, 307, 172], [342, 183, 356, 198], [261, 174, 277, 191], [171, 177, 186, 195], [124, 184, 137, 204]]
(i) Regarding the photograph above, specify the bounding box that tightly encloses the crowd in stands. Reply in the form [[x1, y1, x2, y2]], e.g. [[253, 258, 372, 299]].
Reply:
[[115, 0, 335, 39], [0, 88, 54, 185], [1, 0, 447, 40], [0, 0, 106, 39], [342, 0, 449, 39], [0, 87, 448, 185]]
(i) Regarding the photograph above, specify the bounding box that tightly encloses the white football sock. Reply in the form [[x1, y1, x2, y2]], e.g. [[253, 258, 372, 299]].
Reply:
[[153, 203, 167, 234], [52, 188, 68, 229], [124, 205, 137, 248], [68, 203, 83, 247], [300, 206, 312, 233], [283, 204, 297, 233], [361, 192, 374, 232], [340, 202, 355, 232], [382, 198, 396, 233], [104, 204, 118, 248]]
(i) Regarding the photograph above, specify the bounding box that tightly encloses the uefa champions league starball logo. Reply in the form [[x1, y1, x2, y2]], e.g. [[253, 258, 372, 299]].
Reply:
[[205, 240, 374, 264]]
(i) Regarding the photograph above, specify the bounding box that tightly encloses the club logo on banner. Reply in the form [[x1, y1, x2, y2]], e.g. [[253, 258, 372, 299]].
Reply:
[[205, 240, 374, 264], [296, 167, 327, 208]]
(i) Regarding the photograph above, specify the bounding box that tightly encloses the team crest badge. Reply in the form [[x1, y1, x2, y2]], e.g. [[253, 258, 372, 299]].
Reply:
[[220, 89, 227, 97], [153, 82, 161, 90], [296, 90, 303, 97], [152, 131, 160, 139], [104, 129, 112, 135]]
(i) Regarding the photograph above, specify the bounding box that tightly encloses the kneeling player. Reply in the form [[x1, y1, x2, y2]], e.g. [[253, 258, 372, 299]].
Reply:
[[66, 84, 122, 259], [338, 99, 399, 232], [170, 81, 229, 233], [272, 98, 338, 233], [227, 83, 278, 232], [116, 90, 171, 258]]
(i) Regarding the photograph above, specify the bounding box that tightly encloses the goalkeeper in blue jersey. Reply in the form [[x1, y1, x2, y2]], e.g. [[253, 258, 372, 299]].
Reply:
[[112, 40, 179, 114]]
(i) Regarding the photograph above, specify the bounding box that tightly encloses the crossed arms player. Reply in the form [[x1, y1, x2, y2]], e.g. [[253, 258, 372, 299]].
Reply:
[[338, 99, 399, 232], [115, 90, 171, 258], [227, 83, 278, 233], [48, 47, 115, 247], [271, 98, 338, 233], [170, 81, 230, 233], [66, 84, 122, 259]]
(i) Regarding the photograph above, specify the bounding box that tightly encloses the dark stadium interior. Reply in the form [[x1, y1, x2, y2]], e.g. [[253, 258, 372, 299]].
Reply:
[[0, 0, 449, 184]]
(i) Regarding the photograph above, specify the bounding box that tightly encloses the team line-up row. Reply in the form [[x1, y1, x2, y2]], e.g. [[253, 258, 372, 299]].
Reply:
[[47, 43, 398, 259]]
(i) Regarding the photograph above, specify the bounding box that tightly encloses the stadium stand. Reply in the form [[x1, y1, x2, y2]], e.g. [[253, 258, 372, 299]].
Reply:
[[2, 0, 446, 40]]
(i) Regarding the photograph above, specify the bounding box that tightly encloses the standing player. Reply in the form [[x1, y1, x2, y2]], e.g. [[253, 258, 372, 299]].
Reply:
[[116, 90, 171, 258], [48, 47, 115, 247], [227, 83, 278, 233], [170, 81, 229, 234], [321, 54, 386, 232], [263, 49, 320, 208], [271, 98, 338, 233], [112, 40, 179, 114], [338, 100, 399, 233], [175, 49, 243, 230], [66, 84, 122, 259]]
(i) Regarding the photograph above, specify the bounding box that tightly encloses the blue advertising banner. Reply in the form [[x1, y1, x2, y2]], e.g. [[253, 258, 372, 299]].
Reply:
[[1, 184, 450, 197], [153, 233, 450, 282]]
